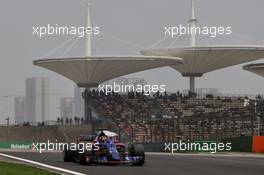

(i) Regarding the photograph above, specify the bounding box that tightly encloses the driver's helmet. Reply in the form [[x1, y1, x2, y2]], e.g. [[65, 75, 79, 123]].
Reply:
[[98, 131, 108, 143]]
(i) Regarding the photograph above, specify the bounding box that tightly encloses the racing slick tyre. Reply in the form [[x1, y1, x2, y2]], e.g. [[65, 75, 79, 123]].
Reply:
[[128, 144, 145, 166], [117, 146, 126, 161], [63, 149, 74, 162], [79, 151, 92, 165]]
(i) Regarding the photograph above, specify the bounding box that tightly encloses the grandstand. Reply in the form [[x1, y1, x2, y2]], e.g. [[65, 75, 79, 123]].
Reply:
[[84, 90, 264, 142]]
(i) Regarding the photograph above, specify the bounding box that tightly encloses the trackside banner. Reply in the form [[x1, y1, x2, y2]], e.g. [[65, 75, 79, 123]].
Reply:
[[0, 142, 32, 149]]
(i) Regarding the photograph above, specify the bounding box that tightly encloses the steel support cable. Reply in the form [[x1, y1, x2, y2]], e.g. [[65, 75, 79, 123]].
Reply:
[[100, 32, 144, 50], [60, 37, 81, 57], [40, 36, 78, 58]]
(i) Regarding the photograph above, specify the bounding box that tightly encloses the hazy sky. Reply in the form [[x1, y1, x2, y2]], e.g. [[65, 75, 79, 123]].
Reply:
[[0, 0, 264, 123]]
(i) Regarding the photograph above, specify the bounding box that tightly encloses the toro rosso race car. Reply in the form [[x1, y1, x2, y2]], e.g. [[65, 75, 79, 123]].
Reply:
[[63, 130, 145, 166]]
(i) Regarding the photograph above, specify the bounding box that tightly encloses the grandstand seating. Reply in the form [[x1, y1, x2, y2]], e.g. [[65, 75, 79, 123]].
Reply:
[[87, 90, 264, 142]]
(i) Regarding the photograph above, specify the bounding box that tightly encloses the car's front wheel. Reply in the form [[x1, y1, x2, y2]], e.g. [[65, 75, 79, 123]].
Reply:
[[128, 144, 145, 166]]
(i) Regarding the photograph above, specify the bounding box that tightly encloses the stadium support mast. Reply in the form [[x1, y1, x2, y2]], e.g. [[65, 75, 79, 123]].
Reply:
[[189, 0, 197, 47], [84, 4, 92, 127], [188, 0, 197, 94], [85, 3, 91, 57]]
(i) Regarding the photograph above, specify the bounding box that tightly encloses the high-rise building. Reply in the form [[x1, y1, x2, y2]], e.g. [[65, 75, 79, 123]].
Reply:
[[14, 97, 25, 124], [60, 97, 74, 120], [74, 85, 84, 118], [25, 77, 50, 123], [0, 96, 15, 124]]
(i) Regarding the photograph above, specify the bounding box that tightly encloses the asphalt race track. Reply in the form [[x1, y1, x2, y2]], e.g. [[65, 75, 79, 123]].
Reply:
[[1, 151, 264, 175]]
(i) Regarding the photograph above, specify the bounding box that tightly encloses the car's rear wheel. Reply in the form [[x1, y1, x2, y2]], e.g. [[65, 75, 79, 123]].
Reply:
[[63, 150, 73, 162], [128, 144, 145, 166], [117, 146, 126, 161], [79, 152, 92, 165]]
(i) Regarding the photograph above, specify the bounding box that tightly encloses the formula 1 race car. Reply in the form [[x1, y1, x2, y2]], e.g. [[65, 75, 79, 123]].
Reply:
[[63, 130, 145, 166]]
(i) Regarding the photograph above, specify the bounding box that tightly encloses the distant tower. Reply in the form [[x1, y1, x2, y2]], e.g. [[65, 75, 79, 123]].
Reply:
[[74, 85, 84, 118], [14, 97, 25, 124], [0, 97, 15, 124], [60, 97, 74, 120], [25, 77, 50, 123]]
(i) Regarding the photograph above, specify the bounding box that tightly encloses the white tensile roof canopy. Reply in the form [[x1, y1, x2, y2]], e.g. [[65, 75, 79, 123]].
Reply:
[[33, 5, 182, 88], [32, 3, 184, 127], [142, 46, 264, 77], [243, 63, 264, 77], [33, 56, 182, 88], [141, 0, 264, 93]]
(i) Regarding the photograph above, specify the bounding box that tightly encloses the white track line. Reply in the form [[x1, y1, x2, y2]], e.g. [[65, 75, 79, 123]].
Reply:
[[146, 152, 264, 158], [0, 153, 87, 175]]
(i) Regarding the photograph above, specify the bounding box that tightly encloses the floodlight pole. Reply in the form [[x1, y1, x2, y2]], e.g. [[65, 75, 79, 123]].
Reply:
[[6, 117, 9, 141]]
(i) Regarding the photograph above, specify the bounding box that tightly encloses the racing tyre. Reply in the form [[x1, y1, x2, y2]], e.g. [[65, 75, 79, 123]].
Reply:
[[63, 149, 73, 162], [79, 151, 92, 165], [128, 144, 145, 166], [117, 146, 126, 161]]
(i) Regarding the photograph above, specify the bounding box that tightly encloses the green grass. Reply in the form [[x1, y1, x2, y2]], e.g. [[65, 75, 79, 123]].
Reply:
[[0, 161, 59, 175]]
